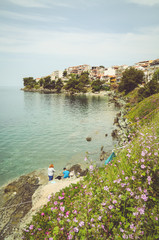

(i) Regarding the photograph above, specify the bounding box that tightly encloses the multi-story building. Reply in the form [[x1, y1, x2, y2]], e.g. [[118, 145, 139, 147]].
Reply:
[[90, 66, 105, 80], [50, 70, 63, 81], [102, 65, 128, 83], [66, 64, 91, 75], [148, 59, 159, 81], [134, 59, 159, 82]]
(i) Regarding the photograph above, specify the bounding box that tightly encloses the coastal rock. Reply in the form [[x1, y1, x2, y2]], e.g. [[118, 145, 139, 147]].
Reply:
[[100, 151, 107, 161], [114, 101, 122, 108], [113, 117, 119, 125], [0, 175, 40, 239], [111, 129, 119, 139], [68, 164, 88, 177], [116, 112, 121, 117], [86, 137, 92, 142]]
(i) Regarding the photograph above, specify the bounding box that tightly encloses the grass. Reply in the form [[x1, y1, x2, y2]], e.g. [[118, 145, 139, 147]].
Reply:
[[22, 92, 159, 240]]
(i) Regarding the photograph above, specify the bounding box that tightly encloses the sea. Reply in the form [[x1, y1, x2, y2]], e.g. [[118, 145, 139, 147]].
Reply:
[[0, 87, 119, 187]]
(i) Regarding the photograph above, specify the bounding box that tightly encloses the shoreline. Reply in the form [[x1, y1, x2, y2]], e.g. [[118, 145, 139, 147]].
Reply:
[[21, 87, 111, 96], [0, 90, 128, 239], [0, 165, 85, 240]]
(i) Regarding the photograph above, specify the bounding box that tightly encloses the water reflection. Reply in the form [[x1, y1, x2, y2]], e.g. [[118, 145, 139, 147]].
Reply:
[[65, 94, 88, 107], [0, 89, 119, 187]]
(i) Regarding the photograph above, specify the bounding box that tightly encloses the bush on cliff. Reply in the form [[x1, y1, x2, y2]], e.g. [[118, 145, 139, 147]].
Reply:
[[138, 69, 159, 102], [118, 67, 144, 95]]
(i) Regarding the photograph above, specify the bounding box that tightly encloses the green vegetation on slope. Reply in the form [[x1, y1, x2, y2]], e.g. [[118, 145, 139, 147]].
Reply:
[[126, 93, 159, 124], [23, 94, 159, 240]]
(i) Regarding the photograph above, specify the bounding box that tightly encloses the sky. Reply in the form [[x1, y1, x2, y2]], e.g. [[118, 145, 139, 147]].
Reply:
[[0, 0, 159, 87]]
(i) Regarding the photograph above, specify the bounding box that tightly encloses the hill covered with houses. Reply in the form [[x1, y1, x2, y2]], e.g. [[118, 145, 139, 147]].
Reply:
[[22, 58, 159, 94]]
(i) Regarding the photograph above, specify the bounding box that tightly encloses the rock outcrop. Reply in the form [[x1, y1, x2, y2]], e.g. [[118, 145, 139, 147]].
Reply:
[[0, 174, 40, 239], [68, 164, 88, 177]]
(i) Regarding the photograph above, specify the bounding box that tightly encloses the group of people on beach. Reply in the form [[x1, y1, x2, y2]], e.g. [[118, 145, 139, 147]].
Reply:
[[48, 164, 70, 181]]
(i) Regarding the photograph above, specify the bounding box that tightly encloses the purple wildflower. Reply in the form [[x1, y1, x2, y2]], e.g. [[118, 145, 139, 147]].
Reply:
[[108, 205, 114, 210], [89, 165, 94, 171], [60, 206, 65, 212], [59, 196, 64, 200], [73, 209, 77, 214], [67, 234, 73, 240], [104, 186, 109, 191], [141, 194, 148, 201], [141, 164, 146, 169], [121, 183, 126, 187], [73, 217, 78, 223], [29, 225, 34, 230], [73, 227, 79, 232], [79, 221, 84, 227], [137, 207, 145, 215]]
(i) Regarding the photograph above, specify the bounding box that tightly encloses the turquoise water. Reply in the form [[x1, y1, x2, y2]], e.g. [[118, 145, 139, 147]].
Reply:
[[0, 87, 119, 187]]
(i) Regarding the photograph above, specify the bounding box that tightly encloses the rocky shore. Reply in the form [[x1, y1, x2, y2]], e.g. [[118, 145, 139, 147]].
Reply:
[[0, 90, 130, 240], [0, 165, 87, 240], [108, 91, 130, 146]]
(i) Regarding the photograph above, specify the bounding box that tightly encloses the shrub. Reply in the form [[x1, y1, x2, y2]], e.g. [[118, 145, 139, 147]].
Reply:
[[118, 67, 144, 95]]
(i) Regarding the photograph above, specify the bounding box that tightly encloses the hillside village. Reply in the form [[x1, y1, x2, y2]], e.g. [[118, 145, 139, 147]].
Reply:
[[36, 58, 159, 84]]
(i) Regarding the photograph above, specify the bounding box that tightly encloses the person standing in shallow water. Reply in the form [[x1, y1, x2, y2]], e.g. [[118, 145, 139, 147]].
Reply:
[[48, 164, 55, 181]]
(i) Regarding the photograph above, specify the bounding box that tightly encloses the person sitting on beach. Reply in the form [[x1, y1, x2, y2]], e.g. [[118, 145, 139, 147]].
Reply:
[[63, 167, 70, 179], [48, 164, 55, 181]]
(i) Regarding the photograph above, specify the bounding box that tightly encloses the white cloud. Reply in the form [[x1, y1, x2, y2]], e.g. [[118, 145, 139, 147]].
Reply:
[[0, 10, 67, 22], [126, 0, 159, 6], [8, 0, 48, 8], [0, 24, 158, 63], [8, 0, 75, 8]]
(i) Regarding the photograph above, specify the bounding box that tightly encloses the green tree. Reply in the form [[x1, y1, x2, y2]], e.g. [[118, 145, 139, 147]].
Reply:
[[79, 72, 89, 85], [63, 70, 67, 77], [43, 76, 55, 89], [152, 68, 159, 82], [118, 67, 144, 94], [23, 77, 36, 88], [64, 75, 79, 93], [91, 79, 103, 92], [138, 69, 159, 101], [55, 78, 64, 93], [39, 78, 44, 87]]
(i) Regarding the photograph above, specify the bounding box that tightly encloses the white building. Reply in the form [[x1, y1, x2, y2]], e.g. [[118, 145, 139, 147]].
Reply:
[[50, 70, 63, 81], [104, 67, 116, 76], [67, 64, 91, 75]]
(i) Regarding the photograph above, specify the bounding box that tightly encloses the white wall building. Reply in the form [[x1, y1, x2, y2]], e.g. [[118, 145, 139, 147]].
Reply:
[[104, 67, 116, 76], [50, 70, 63, 81]]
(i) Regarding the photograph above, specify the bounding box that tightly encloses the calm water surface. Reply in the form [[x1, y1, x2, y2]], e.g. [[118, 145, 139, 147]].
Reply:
[[0, 87, 119, 187]]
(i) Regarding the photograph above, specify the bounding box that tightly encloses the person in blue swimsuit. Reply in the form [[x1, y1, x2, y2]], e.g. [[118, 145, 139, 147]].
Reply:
[[63, 168, 70, 178]]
